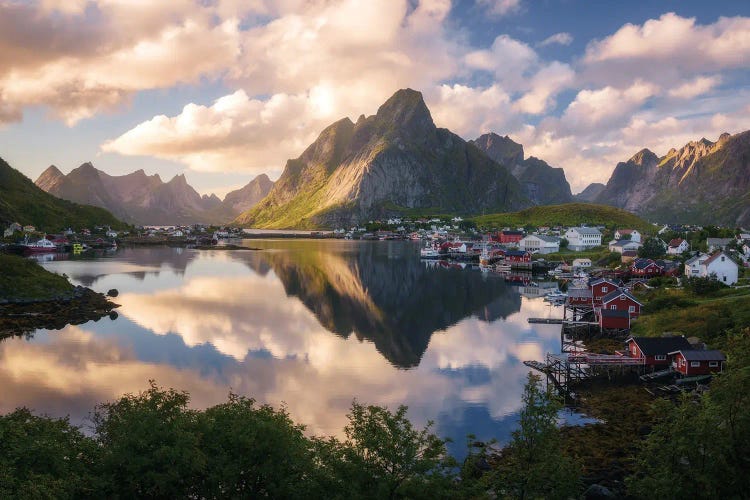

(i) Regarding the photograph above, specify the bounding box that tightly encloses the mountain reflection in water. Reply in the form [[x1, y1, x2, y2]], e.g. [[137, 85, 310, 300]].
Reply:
[[0, 241, 563, 456]]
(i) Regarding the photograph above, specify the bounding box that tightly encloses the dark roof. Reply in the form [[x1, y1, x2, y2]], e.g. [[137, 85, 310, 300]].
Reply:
[[568, 288, 592, 298], [589, 277, 620, 287], [632, 258, 663, 270], [627, 336, 693, 356], [669, 349, 726, 361], [505, 250, 529, 256], [601, 309, 629, 318], [501, 230, 524, 236], [622, 250, 638, 257], [601, 289, 642, 305]]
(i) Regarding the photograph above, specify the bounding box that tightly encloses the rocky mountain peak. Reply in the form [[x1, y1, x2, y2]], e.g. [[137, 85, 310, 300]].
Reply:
[[471, 133, 525, 167], [374, 88, 434, 132], [34, 165, 66, 192], [628, 149, 658, 166]]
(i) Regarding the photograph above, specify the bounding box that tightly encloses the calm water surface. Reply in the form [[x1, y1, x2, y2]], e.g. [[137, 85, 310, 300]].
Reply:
[[2, 240, 567, 456]]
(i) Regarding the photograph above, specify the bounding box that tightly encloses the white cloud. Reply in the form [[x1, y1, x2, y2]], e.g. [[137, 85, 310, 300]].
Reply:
[[478, 0, 522, 17], [537, 32, 573, 47], [667, 75, 721, 99]]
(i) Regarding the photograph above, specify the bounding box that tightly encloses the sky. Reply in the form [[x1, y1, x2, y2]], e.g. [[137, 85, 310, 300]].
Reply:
[[2, 0, 750, 197]]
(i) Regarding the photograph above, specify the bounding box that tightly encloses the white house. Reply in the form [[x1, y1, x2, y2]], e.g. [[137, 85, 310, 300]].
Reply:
[[667, 238, 690, 255], [608, 239, 642, 254], [170, 229, 184, 237], [684, 253, 709, 277], [519, 234, 560, 254], [105, 229, 118, 238], [614, 229, 641, 243], [572, 258, 592, 269], [565, 227, 602, 251], [690, 251, 739, 285]]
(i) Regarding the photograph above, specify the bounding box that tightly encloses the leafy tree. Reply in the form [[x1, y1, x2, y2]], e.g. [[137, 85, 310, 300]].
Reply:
[[683, 276, 727, 296], [489, 373, 581, 499], [638, 237, 665, 259], [195, 394, 321, 499], [335, 402, 457, 499], [0, 408, 100, 499], [559, 237, 569, 249], [92, 381, 205, 498]]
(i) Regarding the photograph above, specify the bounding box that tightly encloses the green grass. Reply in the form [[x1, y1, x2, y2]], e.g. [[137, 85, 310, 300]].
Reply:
[[631, 287, 750, 353], [0, 156, 127, 232], [0, 254, 73, 300], [471, 203, 652, 233]]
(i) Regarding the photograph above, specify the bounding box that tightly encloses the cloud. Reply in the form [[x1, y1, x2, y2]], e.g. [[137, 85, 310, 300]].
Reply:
[[667, 75, 721, 99], [478, 0, 522, 17], [537, 32, 573, 47]]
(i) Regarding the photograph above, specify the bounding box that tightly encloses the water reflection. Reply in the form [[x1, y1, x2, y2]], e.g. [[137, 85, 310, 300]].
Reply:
[[1, 241, 563, 456]]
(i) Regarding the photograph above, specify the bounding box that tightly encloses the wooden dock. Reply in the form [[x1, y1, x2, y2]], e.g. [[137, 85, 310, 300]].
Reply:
[[527, 318, 598, 325]]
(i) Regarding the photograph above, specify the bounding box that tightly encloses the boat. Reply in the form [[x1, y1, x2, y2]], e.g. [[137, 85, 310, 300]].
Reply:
[[420, 245, 441, 259], [23, 236, 57, 254]]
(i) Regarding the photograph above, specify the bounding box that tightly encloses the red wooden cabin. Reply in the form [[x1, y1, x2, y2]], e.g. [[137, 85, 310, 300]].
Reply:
[[669, 350, 726, 376], [624, 336, 693, 369]]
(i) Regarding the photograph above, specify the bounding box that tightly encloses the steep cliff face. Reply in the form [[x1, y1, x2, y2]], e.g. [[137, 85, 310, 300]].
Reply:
[[595, 132, 750, 225], [470, 133, 573, 206], [35, 165, 273, 225], [236, 89, 527, 228], [221, 174, 274, 214]]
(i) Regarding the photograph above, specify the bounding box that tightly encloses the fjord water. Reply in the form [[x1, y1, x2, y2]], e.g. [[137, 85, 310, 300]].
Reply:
[[0, 241, 564, 455]]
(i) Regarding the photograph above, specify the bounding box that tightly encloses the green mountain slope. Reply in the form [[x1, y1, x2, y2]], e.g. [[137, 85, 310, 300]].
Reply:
[[235, 89, 528, 229], [471, 203, 652, 232], [0, 156, 125, 232]]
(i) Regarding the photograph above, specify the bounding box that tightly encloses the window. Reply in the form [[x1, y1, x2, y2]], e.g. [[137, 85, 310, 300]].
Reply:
[[602, 287, 608, 292], [629, 305, 636, 312], [690, 361, 701, 368], [610, 305, 617, 310], [723, 276, 727, 282], [709, 361, 719, 367], [721, 256, 725, 261], [655, 355, 666, 361], [620, 295, 626, 300]]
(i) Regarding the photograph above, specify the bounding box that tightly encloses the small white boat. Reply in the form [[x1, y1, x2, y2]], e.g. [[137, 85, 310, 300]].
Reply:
[[420, 244, 441, 259]]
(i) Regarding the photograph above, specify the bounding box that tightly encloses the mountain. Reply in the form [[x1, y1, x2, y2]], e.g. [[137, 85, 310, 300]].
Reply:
[[594, 132, 750, 225], [574, 183, 606, 202], [471, 133, 573, 205], [235, 89, 527, 229], [204, 174, 274, 223], [0, 156, 125, 231], [35, 165, 273, 226]]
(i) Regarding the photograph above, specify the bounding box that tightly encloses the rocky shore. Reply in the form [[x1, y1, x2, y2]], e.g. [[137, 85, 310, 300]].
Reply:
[[0, 286, 119, 339]]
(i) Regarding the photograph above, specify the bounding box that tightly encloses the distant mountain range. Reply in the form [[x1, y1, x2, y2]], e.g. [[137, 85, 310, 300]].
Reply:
[[585, 131, 750, 226], [0, 157, 124, 231], [235, 89, 532, 228], [35, 164, 273, 226]]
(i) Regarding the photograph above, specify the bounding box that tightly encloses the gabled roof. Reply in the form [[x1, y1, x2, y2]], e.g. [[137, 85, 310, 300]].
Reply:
[[601, 289, 643, 306], [685, 253, 708, 266], [703, 251, 737, 267], [626, 336, 693, 356], [632, 258, 663, 270], [524, 234, 560, 243], [669, 349, 726, 361], [611, 240, 641, 248], [668, 238, 684, 247], [569, 227, 602, 236], [617, 229, 635, 234], [589, 277, 620, 287], [501, 230, 524, 236], [505, 250, 529, 257]]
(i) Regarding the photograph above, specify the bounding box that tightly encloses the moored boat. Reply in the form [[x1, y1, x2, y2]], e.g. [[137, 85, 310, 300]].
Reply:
[[23, 236, 57, 254]]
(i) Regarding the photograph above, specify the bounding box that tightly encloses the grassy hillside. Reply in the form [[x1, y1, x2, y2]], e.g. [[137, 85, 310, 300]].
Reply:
[[0, 254, 73, 300], [471, 203, 653, 232], [0, 157, 126, 232]]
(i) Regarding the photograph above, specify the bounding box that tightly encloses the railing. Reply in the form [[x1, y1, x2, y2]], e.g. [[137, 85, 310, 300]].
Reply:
[[566, 353, 646, 365]]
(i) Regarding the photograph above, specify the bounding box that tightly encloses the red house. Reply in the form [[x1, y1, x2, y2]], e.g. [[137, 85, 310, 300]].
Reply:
[[504, 250, 531, 263], [630, 258, 664, 277], [599, 309, 630, 329], [567, 287, 593, 307], [600, 289, 643, 318], [497, 230, 524, 245], [669, 350, 726, 376], [589, 278, 621, 304], [625, 336, 693, 369]]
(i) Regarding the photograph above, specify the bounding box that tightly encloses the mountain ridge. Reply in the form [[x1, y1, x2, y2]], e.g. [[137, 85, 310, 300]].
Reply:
[[35, 166, 273, 226], [593, 131, 750, 225], [235, 88, 528, 229]]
